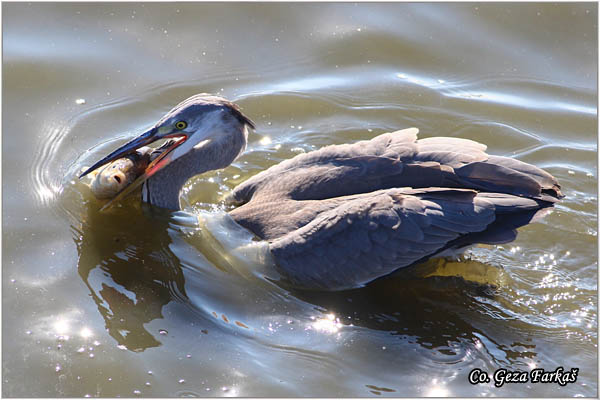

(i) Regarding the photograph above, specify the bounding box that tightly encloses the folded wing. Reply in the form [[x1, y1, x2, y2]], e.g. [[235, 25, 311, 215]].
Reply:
[[267, 188, 547, 290], [229, 128, 562, 205]]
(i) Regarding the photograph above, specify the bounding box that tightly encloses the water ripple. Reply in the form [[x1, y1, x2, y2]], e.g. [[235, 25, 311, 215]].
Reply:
[[31, 120, 71, 206]]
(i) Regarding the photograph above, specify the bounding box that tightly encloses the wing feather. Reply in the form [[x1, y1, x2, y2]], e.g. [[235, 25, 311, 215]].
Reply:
[[269, 188, 502, 290], [230, 128, 562, 206]]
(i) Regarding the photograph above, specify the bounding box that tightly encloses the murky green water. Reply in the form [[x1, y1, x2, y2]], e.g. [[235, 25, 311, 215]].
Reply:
[[3, 3, 597, 397]]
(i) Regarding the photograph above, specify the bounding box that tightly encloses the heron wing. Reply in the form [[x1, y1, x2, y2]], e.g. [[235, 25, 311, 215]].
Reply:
[[267, 187, 546, 290], [229, 128, 562, 205]]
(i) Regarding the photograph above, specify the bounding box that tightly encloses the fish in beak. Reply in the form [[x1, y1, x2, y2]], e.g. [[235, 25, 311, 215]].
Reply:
[[79, 126, 188, 210]]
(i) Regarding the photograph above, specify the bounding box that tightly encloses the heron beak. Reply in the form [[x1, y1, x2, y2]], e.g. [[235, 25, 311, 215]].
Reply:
[[79, 127, 159, 179], [79, 127, 189, 179], [143, 135, 188, 178]]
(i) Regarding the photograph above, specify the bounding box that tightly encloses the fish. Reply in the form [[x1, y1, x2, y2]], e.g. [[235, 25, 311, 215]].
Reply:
[[87, 147, 153, 200]]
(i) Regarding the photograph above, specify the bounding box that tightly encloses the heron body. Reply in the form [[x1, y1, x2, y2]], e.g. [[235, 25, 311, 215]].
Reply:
[[80, 94, 563, 290]]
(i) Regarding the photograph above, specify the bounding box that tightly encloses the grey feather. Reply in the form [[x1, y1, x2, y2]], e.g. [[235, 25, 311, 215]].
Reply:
[[265, 188, 504, 290], [229, 128, 562, 207]]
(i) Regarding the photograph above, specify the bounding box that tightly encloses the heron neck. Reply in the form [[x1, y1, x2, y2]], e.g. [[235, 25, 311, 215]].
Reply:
[[142, 130, 247, 210]]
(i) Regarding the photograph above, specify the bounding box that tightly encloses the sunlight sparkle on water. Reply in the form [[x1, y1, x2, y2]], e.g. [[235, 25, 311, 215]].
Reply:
[[36, 185, 57, 203], [312, 313, 343, 334], [80, 327, 93, 338], [425, 385, 450, 397], [395, 72, 440, 88], [259, 136, 272, 145], [223, 386, 238, 397], [53, 319, 70, 334]]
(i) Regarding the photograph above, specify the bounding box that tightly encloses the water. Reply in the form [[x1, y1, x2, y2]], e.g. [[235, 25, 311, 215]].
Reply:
[[3, 3, 597, 397]]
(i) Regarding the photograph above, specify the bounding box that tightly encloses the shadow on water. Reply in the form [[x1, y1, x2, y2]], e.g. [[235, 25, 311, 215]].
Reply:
[[70, 196, 187, 352]]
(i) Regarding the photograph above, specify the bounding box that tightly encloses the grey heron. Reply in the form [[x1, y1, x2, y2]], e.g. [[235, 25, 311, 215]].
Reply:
[[80, 94, 563, 290]]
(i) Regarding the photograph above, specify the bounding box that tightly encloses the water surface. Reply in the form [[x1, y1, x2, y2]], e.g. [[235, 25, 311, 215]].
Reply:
[[3, 3, 597, 397]]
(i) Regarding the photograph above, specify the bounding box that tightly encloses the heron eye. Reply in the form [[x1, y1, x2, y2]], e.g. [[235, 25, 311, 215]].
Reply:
[[175, 121, 187, 130]]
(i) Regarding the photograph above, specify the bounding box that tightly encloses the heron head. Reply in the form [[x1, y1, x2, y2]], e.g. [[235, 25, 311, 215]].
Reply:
[[79, 93, 255, 182]]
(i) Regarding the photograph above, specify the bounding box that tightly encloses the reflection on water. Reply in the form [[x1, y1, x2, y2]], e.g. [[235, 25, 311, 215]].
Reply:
[[3, 2, 597, 398], [71, 194, 186, 351]]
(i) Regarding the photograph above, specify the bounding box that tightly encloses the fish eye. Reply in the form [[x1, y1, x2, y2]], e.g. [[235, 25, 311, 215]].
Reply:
[[175, 121, 187, 130]]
